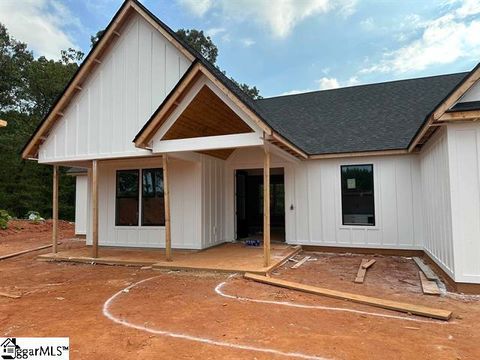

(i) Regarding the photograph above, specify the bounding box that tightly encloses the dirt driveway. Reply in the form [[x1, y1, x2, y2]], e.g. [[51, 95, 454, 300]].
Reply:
[[1, 221, 479, 359]]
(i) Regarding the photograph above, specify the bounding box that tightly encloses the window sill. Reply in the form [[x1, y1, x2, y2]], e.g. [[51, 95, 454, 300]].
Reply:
[[114, 226, 166, 230]]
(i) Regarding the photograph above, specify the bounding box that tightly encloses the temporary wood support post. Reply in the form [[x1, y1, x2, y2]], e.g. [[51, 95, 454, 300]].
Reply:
[[163, 154, 172, 261], [263, 145, 271, 267], [52, 165, 59, 254], [92, 160, 99, 258]]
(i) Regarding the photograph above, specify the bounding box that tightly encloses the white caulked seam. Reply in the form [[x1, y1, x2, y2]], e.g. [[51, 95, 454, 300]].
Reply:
[[103, 276, 329, 360], [214, 274, 449, 325]]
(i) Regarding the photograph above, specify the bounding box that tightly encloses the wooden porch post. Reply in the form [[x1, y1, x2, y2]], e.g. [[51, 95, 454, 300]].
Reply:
[[263, 145, 271, 267], [52, 165, 59, 254], [91, 160, 99, 258], [163, 154, 172, 261]]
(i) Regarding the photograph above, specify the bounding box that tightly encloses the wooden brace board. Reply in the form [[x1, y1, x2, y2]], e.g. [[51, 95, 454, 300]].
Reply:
[[355, 259, 369, 283], [413, 257, 439, 281], [0, 243, 61, 261], [244, 273, 452, 321], [291, 256, 310, 269], [362, 259, 376, 269], [419, 272, 441, 296]]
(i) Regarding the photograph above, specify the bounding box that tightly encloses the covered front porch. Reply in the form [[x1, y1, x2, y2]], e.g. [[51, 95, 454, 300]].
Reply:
[[38, 242, 300, 275], [42, 64, 305, 272]]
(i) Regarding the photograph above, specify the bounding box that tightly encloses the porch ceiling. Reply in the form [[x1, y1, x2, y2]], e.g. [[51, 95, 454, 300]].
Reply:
[[162, 85, 254, 160]]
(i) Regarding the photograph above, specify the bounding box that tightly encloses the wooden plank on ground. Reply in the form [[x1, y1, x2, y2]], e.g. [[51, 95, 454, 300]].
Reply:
[[419, 272, 441, 296], [355, 259, 369, 283], [244, 273, 452, 321], [362, 259, 376, 269], [0, 243, 61, 261], [0, 292, 20, 299], [413, 257, 439, 281], [291, 256, 310, 269], [0, 119, 7, 127]]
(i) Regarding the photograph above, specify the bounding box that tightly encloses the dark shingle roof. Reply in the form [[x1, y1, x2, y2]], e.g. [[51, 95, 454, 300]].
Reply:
[[450, 100, 480, 112], [254, 73, 469, 155]]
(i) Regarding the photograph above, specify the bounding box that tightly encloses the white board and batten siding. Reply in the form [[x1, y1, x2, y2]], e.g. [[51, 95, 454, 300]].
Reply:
[[38, 13, 192, 163], [446, 122, 480, 283], [74, 175, 88, 236], [201, 156, 227, 248], [289, 155, 424, 250], [419, 128, 455, 279], [85, 157, 202, 249]]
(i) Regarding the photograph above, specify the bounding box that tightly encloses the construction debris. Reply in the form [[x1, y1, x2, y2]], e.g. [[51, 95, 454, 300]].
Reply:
[[0, 243, 62, 261], [419, 272, 441, 296], [362, 259, 376, 269], [413, 257, 439, 281], [291, 256, 310, 269], [354, 259, 370, 283], [0, 292, 21, 299], [244, 273, 452, 321]]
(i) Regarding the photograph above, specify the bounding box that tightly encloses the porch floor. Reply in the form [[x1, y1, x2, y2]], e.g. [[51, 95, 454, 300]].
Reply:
[[38, 242, 301, 275]]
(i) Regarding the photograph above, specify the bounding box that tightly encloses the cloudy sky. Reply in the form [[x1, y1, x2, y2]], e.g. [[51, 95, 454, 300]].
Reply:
[[1, 0, 479, 97]]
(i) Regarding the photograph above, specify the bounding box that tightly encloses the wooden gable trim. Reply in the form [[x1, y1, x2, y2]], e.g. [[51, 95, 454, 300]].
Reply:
[[437, 109, 480, 122], [21, 0, 195, 160], [136, 64, 273, 146], [134, 63, 203, 148], [408, 64, 480, 152]]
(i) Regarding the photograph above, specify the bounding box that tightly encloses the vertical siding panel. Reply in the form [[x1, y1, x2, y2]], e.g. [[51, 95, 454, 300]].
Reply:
[[38, 13, 192, 162]]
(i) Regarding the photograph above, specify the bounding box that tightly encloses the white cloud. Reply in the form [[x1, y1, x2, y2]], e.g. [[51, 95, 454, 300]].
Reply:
[[240, 38, 255, 47], [316, 77, 340, 90], [280, 76, 361, 95], [361, 0, 480, 74], [178, 0, 213, 17], [178, 0, 357, 38], [205, 27, 226, 37], [360, 17, 375, 31], [0, 0, 80, 59]]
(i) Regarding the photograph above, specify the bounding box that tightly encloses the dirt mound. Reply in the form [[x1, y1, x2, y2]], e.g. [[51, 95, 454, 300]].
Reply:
[[0, 219, 72, 236]]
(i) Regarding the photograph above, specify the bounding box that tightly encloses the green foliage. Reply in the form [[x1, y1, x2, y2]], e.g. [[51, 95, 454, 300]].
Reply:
[[0, 24, 78, 221], [176, 29, 218, 64], [90, 30, 106, 47], [175, 28, 262, 99], [227, 77, 262, 100], [0, 209, 12, 229]]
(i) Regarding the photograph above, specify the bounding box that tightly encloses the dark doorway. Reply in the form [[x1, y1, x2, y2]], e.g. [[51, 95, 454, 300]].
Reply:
[[235, 168, 285, 241]]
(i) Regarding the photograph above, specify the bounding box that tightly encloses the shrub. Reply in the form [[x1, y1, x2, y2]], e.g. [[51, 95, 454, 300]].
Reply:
[[25, 210, 45, 224], [0, 209, 12, 230]]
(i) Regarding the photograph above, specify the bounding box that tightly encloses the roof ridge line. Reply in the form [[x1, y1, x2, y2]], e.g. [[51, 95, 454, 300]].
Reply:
[[258, 71, 471, 101]]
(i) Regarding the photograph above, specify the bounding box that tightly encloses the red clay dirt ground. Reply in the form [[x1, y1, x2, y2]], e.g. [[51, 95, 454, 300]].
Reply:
[[1, 220, 480, 359]]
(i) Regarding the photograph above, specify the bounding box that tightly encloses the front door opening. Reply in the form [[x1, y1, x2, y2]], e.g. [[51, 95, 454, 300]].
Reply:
[[235, 168, 285, 242]]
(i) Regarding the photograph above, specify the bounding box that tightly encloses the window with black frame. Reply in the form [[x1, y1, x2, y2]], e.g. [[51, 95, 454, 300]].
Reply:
[[341, 164, 375, 226], [116, 170, 139, 226], [142, 168, 165, 226]]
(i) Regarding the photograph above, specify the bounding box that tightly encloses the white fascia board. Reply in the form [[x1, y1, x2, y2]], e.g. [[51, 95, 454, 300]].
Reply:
[[153, 133, 263, 153]]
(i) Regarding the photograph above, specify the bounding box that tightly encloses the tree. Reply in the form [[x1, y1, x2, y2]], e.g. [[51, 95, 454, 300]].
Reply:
[[176, 29, 218, 64], [26, 49, 84, 118], [0, 23, 34, 110], [229, 77, 262, 99], [0, 23, 79, 221], [90, 30, 106, 47], [176, 28, 262, 99]]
